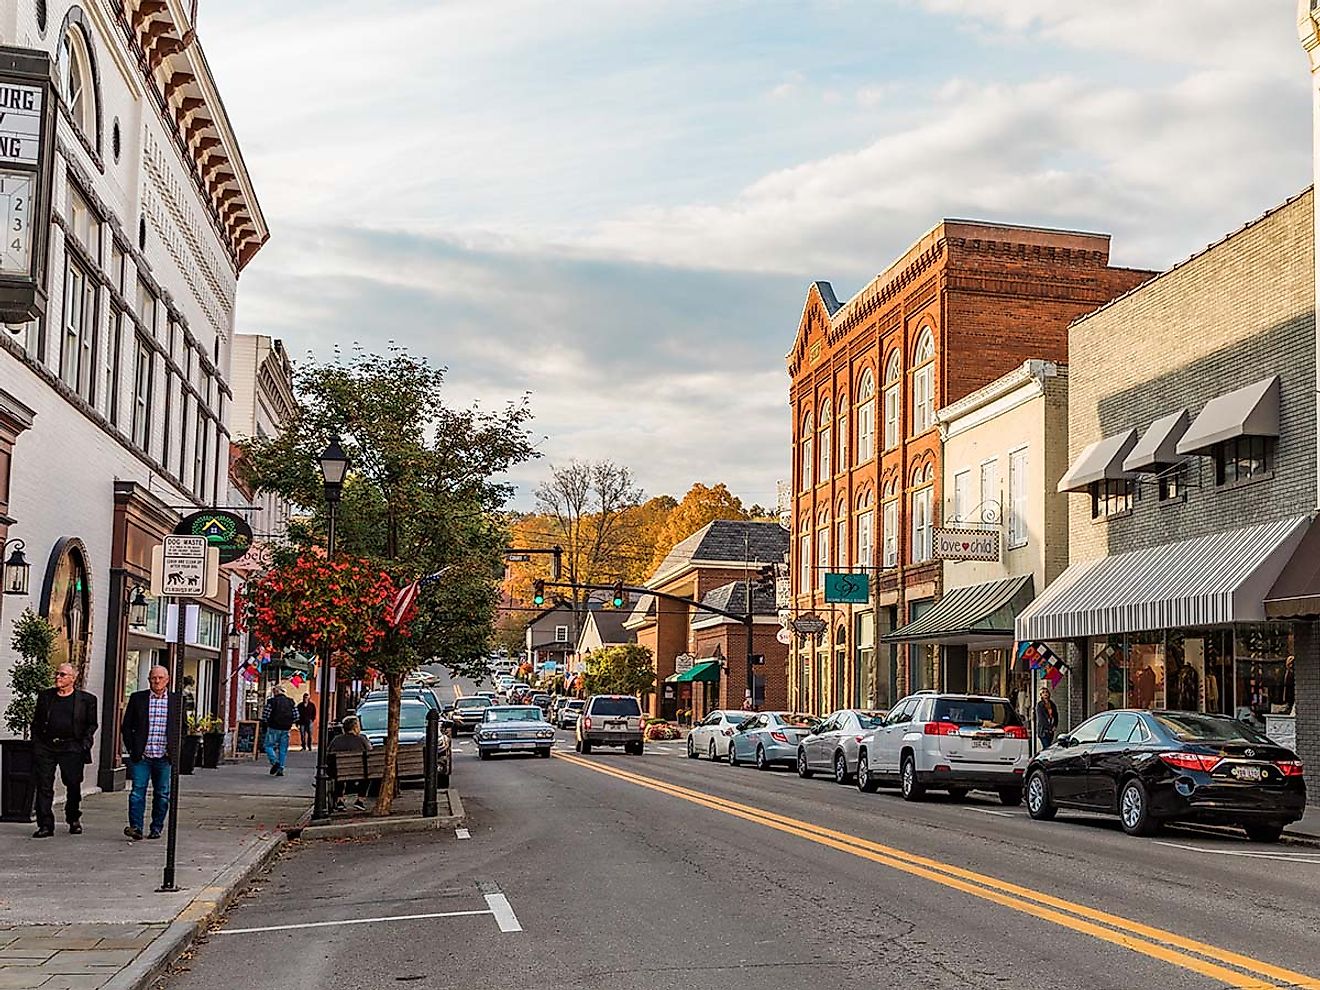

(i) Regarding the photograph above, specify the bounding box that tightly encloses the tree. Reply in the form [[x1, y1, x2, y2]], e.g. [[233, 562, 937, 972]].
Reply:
[[648, 483, 749, 571], [582, 644, 656, 697], [239, 347, 537, 813], [4, 609, 57, 738]]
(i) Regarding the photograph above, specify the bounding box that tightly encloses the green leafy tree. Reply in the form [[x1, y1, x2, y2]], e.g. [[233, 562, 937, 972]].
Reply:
[[239, 346, 537, 813], [582, 644, 656, 698], [4, 609, 58, 738]]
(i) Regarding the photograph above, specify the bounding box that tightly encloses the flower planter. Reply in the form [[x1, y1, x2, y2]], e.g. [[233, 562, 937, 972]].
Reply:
[[0, 738, 36, 823], [200, 732, 224, 769], [180, 734, 201, 775]]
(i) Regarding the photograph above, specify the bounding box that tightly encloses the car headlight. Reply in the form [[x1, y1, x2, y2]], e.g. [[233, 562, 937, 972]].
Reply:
[[473, 730, 485, 740], [537, 728, 554, 739]]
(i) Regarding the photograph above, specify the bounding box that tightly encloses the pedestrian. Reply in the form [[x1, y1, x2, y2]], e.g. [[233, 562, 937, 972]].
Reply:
[[1035, 686, 1059, 750], [261, 685, 298, 776], [327, 714, 372, 811], [296, 692, 316, 751], [30, 663, 98, 838], [120, 665, 178, 841]]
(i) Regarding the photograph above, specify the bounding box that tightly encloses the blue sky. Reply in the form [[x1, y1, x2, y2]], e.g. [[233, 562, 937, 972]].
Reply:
[[199, 0, 1312, 509]]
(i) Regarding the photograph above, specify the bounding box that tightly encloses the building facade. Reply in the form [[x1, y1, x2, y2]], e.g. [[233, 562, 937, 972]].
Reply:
[[788, 221, 1152, 714], [0, 2, 266, 790]]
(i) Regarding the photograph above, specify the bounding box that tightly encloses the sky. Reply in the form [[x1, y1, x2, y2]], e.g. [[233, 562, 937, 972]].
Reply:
[[198, 0, 1313, 511]]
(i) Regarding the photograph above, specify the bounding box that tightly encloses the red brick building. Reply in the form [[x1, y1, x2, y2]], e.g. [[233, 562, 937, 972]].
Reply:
[[787, 220, 1154, 714]]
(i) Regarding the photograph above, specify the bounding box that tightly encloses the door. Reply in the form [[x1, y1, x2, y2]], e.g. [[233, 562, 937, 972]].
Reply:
[[806, 713, 840, 769], [875, 698, 915, 774], [1050, 714, 1114, 804], [732, 714, 763, 760], [690, 711, 717, 753], [1089, 712, 1146, 810]]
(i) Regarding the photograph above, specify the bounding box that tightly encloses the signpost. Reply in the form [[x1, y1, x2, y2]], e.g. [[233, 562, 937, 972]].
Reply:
[[824, 572, 870, 604], [933, 527, 1001, 562], [791, 613, 827, 636]]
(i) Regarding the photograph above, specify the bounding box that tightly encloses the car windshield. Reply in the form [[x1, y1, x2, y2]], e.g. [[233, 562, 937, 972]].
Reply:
[[455, 697, 492, 710], [778, 713, 821, 728], [723, 713, 749, 725], [357, 704, 429, 732], [856, 711, 885, 729], [591, 697, 641, 716], [565, 701, 584, 710], [1154, 713, 1272, 744], [485, 707, 542, 723], [932, 699, 1021, 727]]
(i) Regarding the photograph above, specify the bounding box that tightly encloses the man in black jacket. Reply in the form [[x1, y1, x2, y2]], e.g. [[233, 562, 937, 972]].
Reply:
[[260, 685, 298, 776], [31, 663, 98, 838], [120, 666, 179, 841]]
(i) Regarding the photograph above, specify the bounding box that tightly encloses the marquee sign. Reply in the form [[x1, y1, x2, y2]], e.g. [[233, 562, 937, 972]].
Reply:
[[0, 48, 57, 323], [934, 527, 1001, 562]]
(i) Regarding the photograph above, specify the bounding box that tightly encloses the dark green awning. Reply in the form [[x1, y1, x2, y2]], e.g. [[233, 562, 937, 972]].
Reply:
[[666, 659, 721, 683]]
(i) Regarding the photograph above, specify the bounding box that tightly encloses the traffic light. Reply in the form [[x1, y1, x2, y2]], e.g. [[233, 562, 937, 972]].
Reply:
[[755, 565, 776, 594], [611, 581, 625, 608], [533, 579, 545, 606]]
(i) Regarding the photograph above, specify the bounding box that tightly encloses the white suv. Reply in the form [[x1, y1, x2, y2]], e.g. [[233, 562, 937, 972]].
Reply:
[[855, 692, 1028, 805], [575, 695, 645, 755]]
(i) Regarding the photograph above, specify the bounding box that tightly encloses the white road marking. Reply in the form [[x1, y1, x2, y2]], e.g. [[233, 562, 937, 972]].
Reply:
[[969, 808, 1015, 818], [484, 891, 523, 933], [219, 910, 493, 935], [455, 827, 471, 840], [1152, 840, 1320, 863]]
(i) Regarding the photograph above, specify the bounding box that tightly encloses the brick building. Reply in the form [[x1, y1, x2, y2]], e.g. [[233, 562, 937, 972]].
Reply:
[[788, 220, 1152, 714], [1017, 189, 1318, 797]]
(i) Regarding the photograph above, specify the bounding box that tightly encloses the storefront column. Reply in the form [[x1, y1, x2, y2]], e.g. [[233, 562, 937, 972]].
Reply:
[[1294, 620, 1320, 805], [1065, 639, 1087, 727]]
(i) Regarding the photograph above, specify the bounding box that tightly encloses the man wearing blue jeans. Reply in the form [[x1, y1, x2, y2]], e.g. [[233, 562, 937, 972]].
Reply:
[[261, 685, 298, 776], [120, 666, 178, 841]]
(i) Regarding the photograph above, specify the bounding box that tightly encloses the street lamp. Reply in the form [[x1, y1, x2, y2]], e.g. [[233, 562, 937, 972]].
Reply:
[[127, 585, 149, 628], [3, 539, 30, 596], [312, 437, 350, 822]]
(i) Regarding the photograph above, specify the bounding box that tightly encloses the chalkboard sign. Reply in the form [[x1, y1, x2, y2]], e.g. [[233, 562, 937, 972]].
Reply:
[[233, 720, 260, 759]]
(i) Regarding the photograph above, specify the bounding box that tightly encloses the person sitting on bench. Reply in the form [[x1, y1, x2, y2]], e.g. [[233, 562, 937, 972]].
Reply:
[[327, 715, 372, 811]]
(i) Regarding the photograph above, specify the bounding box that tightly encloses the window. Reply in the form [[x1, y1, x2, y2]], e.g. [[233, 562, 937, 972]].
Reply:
[[883, 499, 898, 567], [911, 328, 935, 436], [980, 458, 999, 521], [818, 399, 831, 480], [1214, 436, 1273, 487], [554, 625, 568, 642], [107, 309, 122, 426], [60, 256, 96, 402], [800, 413, 814, 491], [856, 370, 876, 464], [837, 400, 847, 472], [911, 483, 933, 563], [110, 242, 124, 292], [952, 470, 971, 523], [1100, 712, 1143, 743], [196, 610, 223, 649], [131, 337, 151, 450], [816, 526, 829, 586], [193, 414, 209, 499], [161, 370, 174, 469], [178, 391, 190, 480], [67, 185, 97, 256], [883, 353, 901, 450], [857, 508, 874, 567], [836, 508, 848, 570], [1070, 715, 1114, 745], [136, 280, 155, 333], [1159, 464, 1187, 503], [58, 26, 95, 140], [799, 531, 811, 593], [1090, 479, 1134, 519], [1008, 448, 1028, 547]]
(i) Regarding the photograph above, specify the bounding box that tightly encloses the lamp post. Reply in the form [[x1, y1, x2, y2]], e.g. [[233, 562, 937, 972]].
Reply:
[[312, 437, 349, 822], [2, 539, 30, 596]]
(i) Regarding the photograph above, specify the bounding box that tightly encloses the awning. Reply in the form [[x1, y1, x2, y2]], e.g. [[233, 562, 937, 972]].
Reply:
[[1123, 410, 1190, 472], [1058, 430, 1137, 493], [883, 575, 1035, 647], [1176, 375, 1280, 456], [1016, 515, 1309, 642], [273, 654, 313, 675], [1265, 516, 1320, 618], [665, 660, 722, 683]]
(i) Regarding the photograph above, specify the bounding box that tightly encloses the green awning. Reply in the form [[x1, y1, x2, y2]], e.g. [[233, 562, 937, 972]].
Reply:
[[275, 654, 314, 675], [666, 659, 721, 683]]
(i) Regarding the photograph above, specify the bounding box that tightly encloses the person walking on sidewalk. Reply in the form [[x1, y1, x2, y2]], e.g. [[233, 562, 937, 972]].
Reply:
[[296, 692, 316, 751], [121, 666, 178, 841], [30, 663, 98, 839], [261, 685, 297, 776]]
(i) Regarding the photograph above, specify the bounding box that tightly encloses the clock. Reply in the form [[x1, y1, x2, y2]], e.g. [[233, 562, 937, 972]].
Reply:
[[0, 170, 33, 275]]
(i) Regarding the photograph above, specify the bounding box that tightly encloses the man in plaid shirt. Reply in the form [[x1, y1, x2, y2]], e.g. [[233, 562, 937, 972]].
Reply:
[[120, 666, 178, 841]]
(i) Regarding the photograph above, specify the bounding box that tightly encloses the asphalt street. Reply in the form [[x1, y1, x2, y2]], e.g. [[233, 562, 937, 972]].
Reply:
[[160, 670, 1320, 990]]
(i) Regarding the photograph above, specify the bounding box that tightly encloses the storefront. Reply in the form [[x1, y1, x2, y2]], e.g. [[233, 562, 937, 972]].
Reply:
[[663, 656, 721, 724]]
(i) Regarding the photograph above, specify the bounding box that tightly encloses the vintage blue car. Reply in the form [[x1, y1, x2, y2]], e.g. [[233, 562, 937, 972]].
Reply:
[[474, 705, 556, 759]]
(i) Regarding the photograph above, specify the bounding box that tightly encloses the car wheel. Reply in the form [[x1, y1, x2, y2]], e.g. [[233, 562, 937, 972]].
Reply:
[[687, 737, 698, 759], [947, 787, 969, 801], [628, 741, 644, 756], [755, 745, 771, 771], [998, 786, 1023, 807], [833, 751, 851, 785], [796, 748, 814, 778], [580, 739, 593, 755], [1119, 779, 1157, 836], [856, 751, 880, 793], [709, 740, 719, 763], [728, 744, 740, 767], [900, 754, 926, 802], [478, 749, 491, 761], [537, 748, 551, 759], [1026, 770, 1057, 820], [1244, 823, 1284, 843]]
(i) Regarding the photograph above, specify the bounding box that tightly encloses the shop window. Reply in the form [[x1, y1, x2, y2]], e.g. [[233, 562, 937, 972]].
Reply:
[[1089, 479, 1133, 520], [969, 649, 1003, 696], [42, 539, 92, 685], [1158, 463, 1187, 503], [1234, 624, 1294, 727], [1214, 436, 1273, 487]]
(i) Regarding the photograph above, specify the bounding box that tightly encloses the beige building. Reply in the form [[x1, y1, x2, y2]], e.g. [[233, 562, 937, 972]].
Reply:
[[229, 333, 296, 542]]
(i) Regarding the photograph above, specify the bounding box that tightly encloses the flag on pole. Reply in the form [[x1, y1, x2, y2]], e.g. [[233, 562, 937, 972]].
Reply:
[[385, 567, 452, 628]]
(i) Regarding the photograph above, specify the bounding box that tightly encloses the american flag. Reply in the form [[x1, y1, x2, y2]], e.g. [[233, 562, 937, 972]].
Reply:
[[385, 567, 451, 628]]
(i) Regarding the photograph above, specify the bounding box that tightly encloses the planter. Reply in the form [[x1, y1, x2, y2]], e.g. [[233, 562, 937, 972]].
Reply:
[[180, 734, 201, 775], [200, 732, 224, 769], [0, 738, 36, 822]]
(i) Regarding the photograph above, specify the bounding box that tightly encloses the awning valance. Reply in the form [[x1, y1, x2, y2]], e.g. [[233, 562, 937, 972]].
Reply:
[[665, 659, 721, 683], [1265, 516, 1320, 618], [1058, 430, 1137, 493], [883, 575, 1034, 647], [1016, 515, 1309, 642], [1176, 376, 1280, 456], [1123, 410, 1190, 473]]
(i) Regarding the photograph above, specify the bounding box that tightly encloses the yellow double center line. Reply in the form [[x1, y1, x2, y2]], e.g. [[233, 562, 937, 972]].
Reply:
[[554, 751, 1317, 990]]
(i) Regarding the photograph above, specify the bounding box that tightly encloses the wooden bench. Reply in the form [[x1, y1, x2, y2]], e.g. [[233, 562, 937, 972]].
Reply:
[[328, 743, 428, 795]]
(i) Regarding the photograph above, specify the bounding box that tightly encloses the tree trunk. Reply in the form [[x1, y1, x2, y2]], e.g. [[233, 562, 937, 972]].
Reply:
[[373, 669, 403, 815]]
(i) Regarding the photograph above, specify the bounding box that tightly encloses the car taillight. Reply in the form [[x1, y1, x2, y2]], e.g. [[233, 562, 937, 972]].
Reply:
[[1160, 752, 1221, 773], [722, 728, 734, 736], [1004, 726, 1028, 740], [923, 722, 960, 736], [1275, 760, 1304, 777], [770, 731, 789, 743], [583, 717, 593, 730], [854, 735, 866, 743]]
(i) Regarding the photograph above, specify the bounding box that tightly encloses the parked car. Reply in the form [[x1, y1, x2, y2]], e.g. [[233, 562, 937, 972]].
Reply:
[[557, 699, 585, 729], [532, 693, 553, 715], [474, 705, 556, 759], [446, 695, 496, 734], [475, 690, 499, 703], [510, 685, 535, 705], [797, 709, 887, 783], [576, 695, 645, 754], [361, 685, 442, 712], [408, 670, 438, 687], [728, 711, 821, 770], [1025, 710, 1306, 841], [855, 692, 1027, 804], [354, 699, 451, 787], [685, 710, 751, 761]]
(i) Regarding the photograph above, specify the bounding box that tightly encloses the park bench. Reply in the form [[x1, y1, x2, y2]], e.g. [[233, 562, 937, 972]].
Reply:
[[328, 742, 428, 796]]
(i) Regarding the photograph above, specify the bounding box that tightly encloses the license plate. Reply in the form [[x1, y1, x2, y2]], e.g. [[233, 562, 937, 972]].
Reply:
[[972, 738, 992, 750], [606, 720, 625, 728], [1231, 765, 1265, 781]]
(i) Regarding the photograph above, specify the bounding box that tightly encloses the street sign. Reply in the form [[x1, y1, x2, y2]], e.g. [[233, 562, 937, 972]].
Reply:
[[934, 527, 1000, 561], [791, 612, 827, 636], [675, 653, 695, 674], [824, 572, 870, 604], [504, 552, 531, 562], [152, 537, 219, 599], [776, 627, 792, 645]]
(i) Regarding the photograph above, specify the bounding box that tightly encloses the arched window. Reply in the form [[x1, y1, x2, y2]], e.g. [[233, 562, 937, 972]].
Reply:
[[911, 461, 934, 564], [856, 369, 876, 465], [41, 538, 93, 686], [836, 391, 848, 470], [58, 18, 97, 143], [835, 498, 848, 570], [912, 327, 936, 436], [883, 352, 901, 450], [798, 513, 812, 594], [818, 398, 832, 480], [800, 411, 814, 491]]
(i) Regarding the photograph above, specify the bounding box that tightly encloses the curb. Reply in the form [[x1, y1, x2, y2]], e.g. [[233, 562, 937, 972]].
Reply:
[[101, 824, 294, 990], [295, 789, 466, 841]]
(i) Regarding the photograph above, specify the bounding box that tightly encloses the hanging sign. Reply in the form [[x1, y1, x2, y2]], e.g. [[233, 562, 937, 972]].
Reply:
[[824, 572, 870, 604], [175, 510, 254, 565], [0, 49, 58, 323], [934, 527, 1001, 562]]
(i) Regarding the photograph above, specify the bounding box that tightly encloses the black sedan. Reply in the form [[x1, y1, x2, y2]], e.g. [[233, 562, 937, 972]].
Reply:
[[1025, 710, 1305, 841]]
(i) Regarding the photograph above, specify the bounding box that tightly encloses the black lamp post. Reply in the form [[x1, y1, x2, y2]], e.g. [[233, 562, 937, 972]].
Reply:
[[2, 539, 30, 596], [312, 437, 349, 822], [127, 585, 149, 629]]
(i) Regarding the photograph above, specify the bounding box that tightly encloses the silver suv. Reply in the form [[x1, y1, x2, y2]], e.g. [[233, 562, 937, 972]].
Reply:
[[855, 692, 1028, 804], [575, 695, 644, 755]]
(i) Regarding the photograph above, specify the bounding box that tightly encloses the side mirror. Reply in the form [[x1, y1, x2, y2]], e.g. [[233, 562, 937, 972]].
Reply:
[[1056, 734, 1072, 748]]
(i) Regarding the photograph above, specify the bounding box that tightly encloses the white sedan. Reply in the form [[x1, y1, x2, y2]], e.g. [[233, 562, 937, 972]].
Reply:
[[686, 710, 752, 761]]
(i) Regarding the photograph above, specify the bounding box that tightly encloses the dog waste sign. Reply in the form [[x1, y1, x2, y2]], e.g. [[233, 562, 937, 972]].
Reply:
[[153, 535, 218, 598]]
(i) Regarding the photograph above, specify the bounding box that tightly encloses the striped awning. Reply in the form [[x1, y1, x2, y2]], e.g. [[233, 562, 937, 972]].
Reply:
[[1016, 515, 1309, 643], [883, 575, 1035, 647]]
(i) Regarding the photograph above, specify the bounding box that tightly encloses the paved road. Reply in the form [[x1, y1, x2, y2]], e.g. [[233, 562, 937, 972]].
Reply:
[[161, 670, 1320, 990]]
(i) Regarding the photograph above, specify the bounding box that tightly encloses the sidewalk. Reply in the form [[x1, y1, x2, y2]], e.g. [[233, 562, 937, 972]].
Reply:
[[0, 748, 313, 990], [1285, 803, 1320, 844]]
